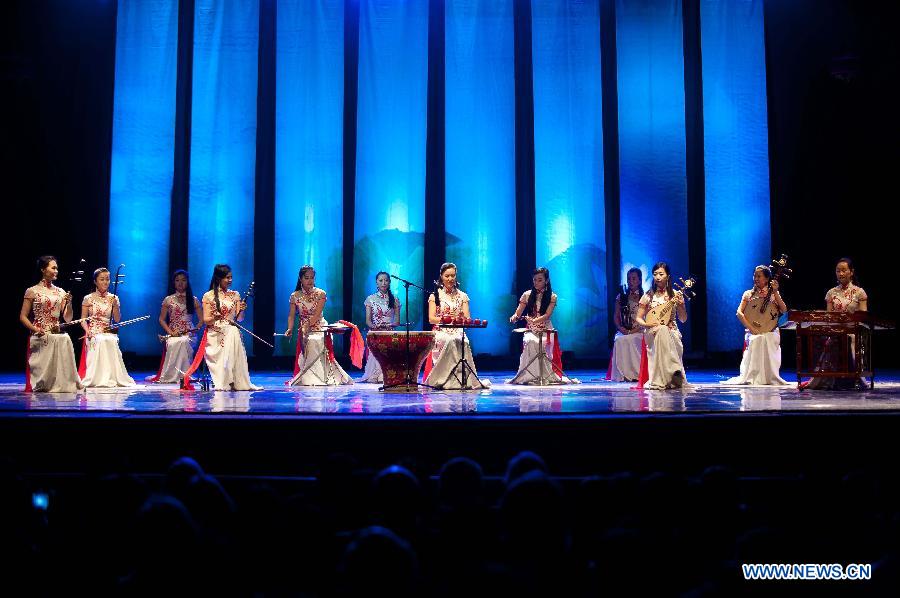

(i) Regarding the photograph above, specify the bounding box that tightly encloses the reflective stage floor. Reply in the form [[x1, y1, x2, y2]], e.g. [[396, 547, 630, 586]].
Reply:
[[3, 369, 900, 416]]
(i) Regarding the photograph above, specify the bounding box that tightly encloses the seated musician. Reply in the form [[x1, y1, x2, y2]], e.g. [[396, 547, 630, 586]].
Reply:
[[423, 263, 490, 389], [721, 265, 789, 386], [285, 265, 352, 386], [507, 267, 578, 384], [607, 267, 645, 382], [360, 271, 401, 383], [803, 257, 868, 390], [634, 262, 689, 389]]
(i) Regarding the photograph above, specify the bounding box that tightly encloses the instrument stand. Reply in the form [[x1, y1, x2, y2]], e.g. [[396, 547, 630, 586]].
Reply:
[[439, 326, 485, 390], [198, 360, 211, 392], [511, 329, 563, 386], [382, 276, 436, 392]]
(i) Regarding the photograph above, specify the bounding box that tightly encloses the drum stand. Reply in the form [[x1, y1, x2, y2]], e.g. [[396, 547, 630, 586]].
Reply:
[[382, 275, 435, 392], [511, 329, 562, 386]]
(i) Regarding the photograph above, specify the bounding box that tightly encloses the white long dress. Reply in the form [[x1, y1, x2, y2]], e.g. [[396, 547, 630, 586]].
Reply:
[[722, 289, 789, 386], [806, 283, 869, 390], [81, 292, 136, 388], [359, 291, 400, 383], [148, 293, 198, 384], [25, 282, 83, 393], [288, 288, 352, 386], [640, 291, 688, 390], [425, 288, 490, 390], [202, 289, 261, 391], [508, 290, 578, 385], [608, 291, 644, 381]]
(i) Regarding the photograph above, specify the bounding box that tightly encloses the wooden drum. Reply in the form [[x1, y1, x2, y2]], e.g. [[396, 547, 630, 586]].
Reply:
[[366, 330, 435, 390]]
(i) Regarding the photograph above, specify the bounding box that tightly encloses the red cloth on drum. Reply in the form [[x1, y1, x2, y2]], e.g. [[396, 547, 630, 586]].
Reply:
[[146, 344, 168, 383], [78, 337, 88, 379], [181, 328, 208, 391], [338, 320, 364, 369], [24, 337, 32, 392], [633, 336, 649, 389]]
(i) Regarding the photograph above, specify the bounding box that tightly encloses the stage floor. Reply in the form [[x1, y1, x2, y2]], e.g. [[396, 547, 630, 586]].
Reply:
[[3, 369, 900, 415]]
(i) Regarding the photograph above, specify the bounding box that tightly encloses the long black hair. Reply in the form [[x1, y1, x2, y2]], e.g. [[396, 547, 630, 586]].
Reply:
[[525, 267, 553, 316], [647, 262, 674, 299], [209, 264, 232, 313], [625, 266, 643, 296], [294, 265, 315, 292], [169, 269, 196, 315], [375, 271, 395, 310], [836, 257, 859, 285], [433, 262, 458, 308]]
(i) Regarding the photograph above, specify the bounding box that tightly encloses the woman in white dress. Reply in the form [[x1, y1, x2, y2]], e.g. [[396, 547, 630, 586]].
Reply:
[[147, 270, 201, 384], [607, 267, 645, 381], [284, 265, 352, 386], [424, 263, 490, 389], [722, 265, 789, 386], [803, 257, 869, 390], [20, 256, 83, 392], [80, 268, 136, 387], [634, 262, 688, 390], [199, 264, 260, 391], [507, 267, 577, 384], [359, 271, 401, 383]]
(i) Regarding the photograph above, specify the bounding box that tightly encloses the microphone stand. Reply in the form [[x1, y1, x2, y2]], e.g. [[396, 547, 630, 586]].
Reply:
[[384, 274, 435, 392]]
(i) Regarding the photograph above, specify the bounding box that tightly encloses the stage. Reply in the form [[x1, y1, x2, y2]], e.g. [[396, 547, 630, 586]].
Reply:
[[2, 369, 900, 415], [3, 369, 900, 479]]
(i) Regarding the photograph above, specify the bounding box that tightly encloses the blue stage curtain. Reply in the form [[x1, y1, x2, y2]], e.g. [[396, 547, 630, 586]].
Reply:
[[108, 0, 178, 355], [616, 0, 689, 324], [275, 0, 343, 354], [353, 0, 429, 327], [701, 0, 771, 350], [445, 0, 515, 354], [188, 0, 259, 337], [532, 0, 607, 356]]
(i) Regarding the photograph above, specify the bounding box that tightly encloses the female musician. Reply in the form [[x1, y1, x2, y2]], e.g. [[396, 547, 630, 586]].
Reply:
[[634, 262, 688, 389], [80, 268, 136, 387], [424, 262, 490, 389], [507, 267, 577, 384], [284, 265, 351, 386], [722, 265, 789, 385], [20, 256, 83, 392], [607, 267, 645, 381], [147, 270, 201, 384], [804, 257, 868, 390], [359, 271, 401, 383], [200, 264, 260, 391]]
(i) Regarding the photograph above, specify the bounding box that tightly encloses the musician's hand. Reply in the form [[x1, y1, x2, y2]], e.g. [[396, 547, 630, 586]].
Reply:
[[509, 315, 518, 323], [674, 293, 685, 305], [284, 327, 293, 338], [770, 280, 780, 292], [49, 324, 61, 334], [33, 326, 45, 337], [238, 301, 248, 312], [63, 292, 72, 304]]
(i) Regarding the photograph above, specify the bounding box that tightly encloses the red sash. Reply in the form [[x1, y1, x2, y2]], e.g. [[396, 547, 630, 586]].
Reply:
[[78, 337, 88, 379], [146, 343, 168, 383], [181, 329, 208, 390], [338, 320, 364, 369], [633, 336, 649, 389]]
